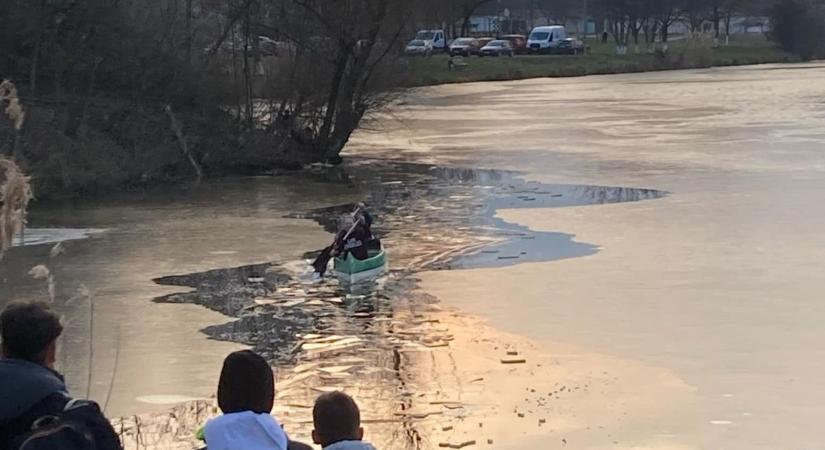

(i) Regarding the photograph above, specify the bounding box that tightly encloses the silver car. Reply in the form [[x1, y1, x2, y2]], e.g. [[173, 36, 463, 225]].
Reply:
[[479, 40, 514, 57], [405, 39, 433, 56]]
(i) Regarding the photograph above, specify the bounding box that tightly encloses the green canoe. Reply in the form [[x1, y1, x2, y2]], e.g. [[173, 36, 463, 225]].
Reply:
[[333, 248, 387, 284]]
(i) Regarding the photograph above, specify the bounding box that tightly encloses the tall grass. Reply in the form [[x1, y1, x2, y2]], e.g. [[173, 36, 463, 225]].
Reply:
[[0, 79, 25, 130], [0, 158, 33, 259], [0, 80, 33, 259]]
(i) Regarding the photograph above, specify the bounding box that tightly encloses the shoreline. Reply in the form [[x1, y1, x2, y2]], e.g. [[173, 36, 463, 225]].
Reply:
[[403, 35, 796, 87], [26, 35, 798, 201]]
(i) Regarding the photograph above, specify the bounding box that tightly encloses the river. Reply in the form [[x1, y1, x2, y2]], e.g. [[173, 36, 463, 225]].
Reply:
[[3, 63, 825, 450]]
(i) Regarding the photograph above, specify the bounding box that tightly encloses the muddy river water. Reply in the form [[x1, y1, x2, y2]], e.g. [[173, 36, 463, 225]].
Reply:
[[3, 63, 825, 450]]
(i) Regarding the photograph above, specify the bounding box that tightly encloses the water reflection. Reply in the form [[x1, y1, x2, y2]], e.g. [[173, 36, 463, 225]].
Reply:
[[3, 158, 665, 449], [127, 160, 666, 449], [296, 160, 666, 270]]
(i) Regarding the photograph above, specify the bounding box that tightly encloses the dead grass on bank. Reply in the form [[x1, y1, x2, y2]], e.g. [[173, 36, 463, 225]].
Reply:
[[0, 158, 33, 259]]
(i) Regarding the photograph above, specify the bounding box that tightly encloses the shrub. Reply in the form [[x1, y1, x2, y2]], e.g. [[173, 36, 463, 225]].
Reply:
[[769, 0, 825, 60]]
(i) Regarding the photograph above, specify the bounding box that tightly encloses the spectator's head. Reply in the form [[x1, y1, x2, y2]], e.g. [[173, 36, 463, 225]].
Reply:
[[312, 391, 363, 447], [217, 350, 274, 414], [0, 301, 63, 367]]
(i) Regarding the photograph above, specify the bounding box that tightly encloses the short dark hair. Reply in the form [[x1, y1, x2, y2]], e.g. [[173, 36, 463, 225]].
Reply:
[[313, 391, 361, 446], [0, 301, 63, 363], [217, 350, 274, 414]]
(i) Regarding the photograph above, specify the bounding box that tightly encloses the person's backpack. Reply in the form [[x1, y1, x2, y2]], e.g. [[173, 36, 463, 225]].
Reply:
[[12, 399, 99, 450]]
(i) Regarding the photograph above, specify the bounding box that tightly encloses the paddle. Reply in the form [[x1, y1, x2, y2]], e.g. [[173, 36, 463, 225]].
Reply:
[[312, 206, 362, 276]]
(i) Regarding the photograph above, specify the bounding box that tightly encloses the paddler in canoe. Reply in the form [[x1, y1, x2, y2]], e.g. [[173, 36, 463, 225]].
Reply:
[[312, 204, 384, 278], [333, 214, 371, 260]]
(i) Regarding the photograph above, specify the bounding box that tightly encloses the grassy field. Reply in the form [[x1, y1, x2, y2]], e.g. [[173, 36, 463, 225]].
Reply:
[[405, 34, 796, 86]]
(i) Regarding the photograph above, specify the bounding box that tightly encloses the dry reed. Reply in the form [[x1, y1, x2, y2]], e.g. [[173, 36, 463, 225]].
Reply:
[[0, 158, 33, 259], [0, 79, 25, 130]]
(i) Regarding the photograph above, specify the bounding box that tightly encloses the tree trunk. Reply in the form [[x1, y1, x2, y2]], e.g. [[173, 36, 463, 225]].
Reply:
[[318, 48, 350, 148], [661, 20, 669, 48], [185, 0, 193, 64], [165, 105, 203, 181], [30, 0, 47, 96], [724, 10, 733, 45], [242, 8, 254, 128]]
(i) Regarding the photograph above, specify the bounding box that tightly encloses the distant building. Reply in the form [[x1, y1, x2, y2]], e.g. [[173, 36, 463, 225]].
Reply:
[[466, 7, 596, 37], [667, 16, 770, 36]]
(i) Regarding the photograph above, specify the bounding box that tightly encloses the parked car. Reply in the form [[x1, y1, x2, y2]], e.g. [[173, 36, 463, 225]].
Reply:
[[477, 37, 496, 48], [449, 37, 481, 56], [415, 29, 447, 52], [405, 39, 433, 56], [479, 40, 514, 57], [554, 38, 586, 55], [527, 25, 567, 54], [501, 34, 527, 54]]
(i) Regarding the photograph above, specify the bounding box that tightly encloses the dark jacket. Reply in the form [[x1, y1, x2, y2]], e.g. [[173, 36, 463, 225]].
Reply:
[[334, 224, 371, 260], [0, 359, 122, 450]]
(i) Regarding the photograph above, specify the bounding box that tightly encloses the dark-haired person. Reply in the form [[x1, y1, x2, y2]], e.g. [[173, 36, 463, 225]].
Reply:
[[0, 301, 122, 450], [203, 350, 293, 450], [312, 391, 376, 450]]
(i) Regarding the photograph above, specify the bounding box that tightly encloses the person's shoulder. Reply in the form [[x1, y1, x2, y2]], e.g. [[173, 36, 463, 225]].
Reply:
[[287, 440, 314, 450]]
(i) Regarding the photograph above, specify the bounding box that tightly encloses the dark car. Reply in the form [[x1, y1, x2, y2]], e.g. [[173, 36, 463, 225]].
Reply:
[[449, 37, 481, 56], [479, 40, 514, 57], [501, 34, 527, 54], [554, 38, 586, 55]]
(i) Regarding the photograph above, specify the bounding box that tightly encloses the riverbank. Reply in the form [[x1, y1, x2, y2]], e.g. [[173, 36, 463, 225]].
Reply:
[[13, 35, 797, 201], [406, 35, 795, 86]]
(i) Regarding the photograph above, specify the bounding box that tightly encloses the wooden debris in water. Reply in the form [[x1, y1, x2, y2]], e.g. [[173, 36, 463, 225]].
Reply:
[[253, 298, 277, 306], [394, 410, 442, 419], [501, 357, 527, 364], [305, 335, 344, 343], [302, 336, 363, 354], [438, 440, 475, 449], [430, 401, 463, 409]]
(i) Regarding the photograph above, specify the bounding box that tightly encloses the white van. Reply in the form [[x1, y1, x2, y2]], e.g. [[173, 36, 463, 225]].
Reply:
[[415, 29, 447, 52], [527, 26, 567, 53]]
